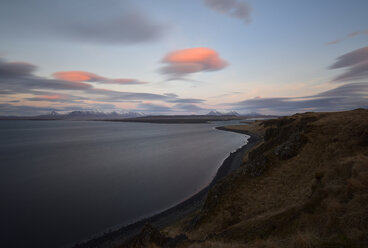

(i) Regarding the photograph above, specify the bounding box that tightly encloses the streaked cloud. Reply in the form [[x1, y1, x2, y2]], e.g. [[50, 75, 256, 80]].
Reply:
[[167, 98, 204, 103], [0, 57, 209, 114], [0, 103, 120, 116], [210, 91, 241, 98], [326, 40, 341, 45], [0, 1, 168, 45], [160, 47, 228, 79], [86, 88, 171, 102], [135, 103, 172, 113], [53, 71, 147, 85], [24, 94, 85, 103], [231, 83, 368, 114], [329, 46, 368, 82], [174, 103, 207, 112], [203, 0, 252, 23], [0, 59, 92, 94], [27, 95, 69, 102], [0, 104, 62, 116], [66, 11, 168, 44], [0, 59, 37, 77], [133, 102, 207, 114], [164, 93, 179, 98], [327, 29, 368, 45]]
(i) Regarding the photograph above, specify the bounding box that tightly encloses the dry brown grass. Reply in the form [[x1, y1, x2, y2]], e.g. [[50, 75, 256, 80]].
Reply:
[[173, 109, 368, 247], [290, 232, 319, 248], [224, 121, 266, 137], [188, 241, 249, 248]]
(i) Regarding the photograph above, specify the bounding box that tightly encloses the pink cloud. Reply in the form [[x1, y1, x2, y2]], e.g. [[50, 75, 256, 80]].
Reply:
[[347, 30, 368, 38], [26, 94, 70, 102], [327, 29, 368, 45], [160, 47, 228, 77], [53, 71, 147, 85]]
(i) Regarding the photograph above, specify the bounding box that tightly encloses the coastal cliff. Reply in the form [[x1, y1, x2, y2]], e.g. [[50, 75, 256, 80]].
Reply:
[[122, 109, 368, 247]]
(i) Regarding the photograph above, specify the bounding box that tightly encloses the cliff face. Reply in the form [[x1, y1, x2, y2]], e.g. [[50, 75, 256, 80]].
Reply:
[[124, 109, 368, 248]]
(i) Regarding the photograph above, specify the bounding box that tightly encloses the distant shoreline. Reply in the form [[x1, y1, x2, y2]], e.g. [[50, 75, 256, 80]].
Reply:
[[72, 127, 261, 248], [0, 114, 278, 123]]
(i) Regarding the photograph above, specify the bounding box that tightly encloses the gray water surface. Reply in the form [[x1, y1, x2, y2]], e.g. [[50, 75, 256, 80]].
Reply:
[[0, 120, 246, 248]]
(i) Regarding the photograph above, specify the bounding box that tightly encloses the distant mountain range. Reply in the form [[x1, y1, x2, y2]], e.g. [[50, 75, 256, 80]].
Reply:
[[206, 110, 267, 117], [206, 110, 240, 116], [0, 110, 276, 120], [0, 110, 146, 120]]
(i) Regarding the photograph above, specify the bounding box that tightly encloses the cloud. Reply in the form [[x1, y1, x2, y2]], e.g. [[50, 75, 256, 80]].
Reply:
[[66, 11, 168, 44], [203, 0, 252, 23], [0, 103, 120, 116], [347, 30, 368, 37], [160, 47, 228, 78], [53, 71, 147, 85], [0, 59, 37, 77], [332, 61, 368, 82], [329, 47, 368, 82], [0, 57, 208, 114], [210, 91, 241, 98], [174, 103, 207, 112], [133, 102, 208, 114], [0, 59, 92, 94], [0, 57, 213, 115], [1, 1, 168, 45], [164, 93, 179, 98], [25, 94, 82, 103], [0, 104, 61, 116], [231, 83, 368, 114], [327, 29, 368, 45], [315, 82, 368, 97], [329, 47, 368, 69], [135, 103, 172, 113], [326, 40, 341, 45], [86, 88, 170, 102], [167, 98, 204, 103], [27, 95, 67, 101]]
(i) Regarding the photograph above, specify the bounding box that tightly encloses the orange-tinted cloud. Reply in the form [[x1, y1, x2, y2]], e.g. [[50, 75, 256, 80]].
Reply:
[[161, 47, 228, 77], [53, 71, 147, 85], [53, 71, 97, 82], [38, 95, 64, 100]]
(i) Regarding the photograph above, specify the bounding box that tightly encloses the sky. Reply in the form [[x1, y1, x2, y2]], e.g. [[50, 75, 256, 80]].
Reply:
[[0, 0, 368, 115]]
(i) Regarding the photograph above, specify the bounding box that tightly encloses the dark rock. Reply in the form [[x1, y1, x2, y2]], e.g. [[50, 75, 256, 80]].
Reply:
[[243, 155, 268, 177], [359, 129, 368, 146], [277, 117, 296, 127], [274, 132, 307, 160], [264, 127, 279, 141], [165, 234, 190, 247], [125, 223, 167, 247]]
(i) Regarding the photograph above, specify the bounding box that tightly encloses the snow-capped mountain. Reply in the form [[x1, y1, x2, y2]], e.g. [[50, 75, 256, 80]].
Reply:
[[206, 110, 240, 116], [36, 111, 145, 120]]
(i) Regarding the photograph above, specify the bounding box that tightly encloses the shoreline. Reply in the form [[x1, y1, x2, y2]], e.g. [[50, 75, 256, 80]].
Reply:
[[72, 127, 261, 248]]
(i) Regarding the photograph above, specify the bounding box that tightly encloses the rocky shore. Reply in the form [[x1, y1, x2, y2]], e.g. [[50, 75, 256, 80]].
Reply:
[[73, 126, 261, 248]]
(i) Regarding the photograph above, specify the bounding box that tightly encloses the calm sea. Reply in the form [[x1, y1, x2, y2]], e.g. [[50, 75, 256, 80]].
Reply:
[[0, 120, 247, 248]]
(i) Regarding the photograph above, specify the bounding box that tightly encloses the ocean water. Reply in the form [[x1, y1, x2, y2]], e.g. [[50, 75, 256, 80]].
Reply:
[[0, 120, 247, 248]]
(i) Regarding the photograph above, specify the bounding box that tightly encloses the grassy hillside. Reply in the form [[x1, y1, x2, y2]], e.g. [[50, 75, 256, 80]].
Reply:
[[123, 109, 368, 248]]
